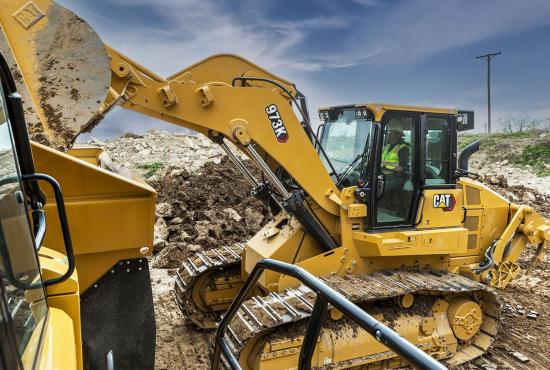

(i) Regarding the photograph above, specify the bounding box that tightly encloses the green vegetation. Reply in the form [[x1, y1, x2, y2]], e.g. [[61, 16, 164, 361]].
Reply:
[[457, 134, 483, 150], [135, 161, 164, 177], [512, 143, 550, 177], [458, 131, 541, 150], [458, 130, 550, 177]]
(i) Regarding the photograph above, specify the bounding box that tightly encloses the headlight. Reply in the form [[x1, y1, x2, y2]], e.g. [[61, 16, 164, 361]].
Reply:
[[355, 108, 368, 119]]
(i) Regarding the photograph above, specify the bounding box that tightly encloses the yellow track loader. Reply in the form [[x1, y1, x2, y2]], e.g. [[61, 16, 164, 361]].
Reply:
[[0, 1, 548, 369], [0, 53, 444, 370]]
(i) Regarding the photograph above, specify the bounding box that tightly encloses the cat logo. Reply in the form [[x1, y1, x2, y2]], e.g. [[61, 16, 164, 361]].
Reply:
[[433, 194, 456, 211]]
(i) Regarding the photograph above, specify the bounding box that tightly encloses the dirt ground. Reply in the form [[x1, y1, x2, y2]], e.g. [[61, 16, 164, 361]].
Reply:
[[465, 176, 550, 370], [99, 131, 550, 370], [479, 251, 550, 370], [150, 268, 210, 370], [148, 157, 269, 369]]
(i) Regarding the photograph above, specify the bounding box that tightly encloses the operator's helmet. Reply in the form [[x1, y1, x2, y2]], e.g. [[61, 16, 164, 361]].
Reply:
[[386, 120, 407, 138]]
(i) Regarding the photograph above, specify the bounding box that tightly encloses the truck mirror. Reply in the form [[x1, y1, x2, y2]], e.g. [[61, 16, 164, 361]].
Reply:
[[457, 111, 474, 131]]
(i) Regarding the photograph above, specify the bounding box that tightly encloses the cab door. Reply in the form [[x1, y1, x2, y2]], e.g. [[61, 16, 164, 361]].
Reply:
[[415, 114, 464, 230], [370, 111, 420, 228]]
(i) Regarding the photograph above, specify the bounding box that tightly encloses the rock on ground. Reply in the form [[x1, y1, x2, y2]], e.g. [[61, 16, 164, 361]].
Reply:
[[147, 158, 270, 269], [101, 130, 244, 177]]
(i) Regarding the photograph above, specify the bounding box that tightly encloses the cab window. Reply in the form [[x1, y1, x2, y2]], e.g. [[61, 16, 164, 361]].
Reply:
[[425, 117, 451, 184], [0, 79, 48, 368], [320, 109, 372, 175]]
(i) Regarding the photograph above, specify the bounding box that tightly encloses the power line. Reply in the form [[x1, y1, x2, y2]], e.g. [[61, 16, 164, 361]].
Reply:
[[476, 51, 502, 133]]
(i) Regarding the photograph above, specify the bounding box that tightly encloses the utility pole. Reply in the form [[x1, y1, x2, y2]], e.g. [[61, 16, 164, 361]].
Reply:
[[476, 52, 501, 133]]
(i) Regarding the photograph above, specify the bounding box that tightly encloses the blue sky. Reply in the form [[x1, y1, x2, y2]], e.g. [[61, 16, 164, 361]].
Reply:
[[56, 0, 550, 138]]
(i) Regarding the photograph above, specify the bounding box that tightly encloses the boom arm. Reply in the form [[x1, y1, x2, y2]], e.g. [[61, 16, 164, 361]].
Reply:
[[0, 0, 340, 218], [102, 47, 339, 216]]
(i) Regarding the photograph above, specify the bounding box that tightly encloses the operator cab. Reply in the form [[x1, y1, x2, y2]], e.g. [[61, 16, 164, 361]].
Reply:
[[318, 103, 474, 229]]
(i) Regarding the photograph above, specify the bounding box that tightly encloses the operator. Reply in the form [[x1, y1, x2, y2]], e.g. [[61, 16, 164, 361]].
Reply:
[[381, 126, 410, 173], [381, 124, 411, 217]]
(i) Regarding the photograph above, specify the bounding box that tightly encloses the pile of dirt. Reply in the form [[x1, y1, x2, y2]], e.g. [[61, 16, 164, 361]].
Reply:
[[102, 131, 271, 270], [148, 157, 270, 269], [101, 131, 269, 369], [101, 130, 235, 177], [478, 173, 549, 218]]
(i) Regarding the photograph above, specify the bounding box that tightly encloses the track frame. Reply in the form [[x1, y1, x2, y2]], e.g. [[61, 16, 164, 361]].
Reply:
[[211, 258, 447, 370]]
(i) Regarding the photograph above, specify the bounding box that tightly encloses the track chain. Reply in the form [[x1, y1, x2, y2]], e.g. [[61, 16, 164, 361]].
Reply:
[[221, 269, 500, 368], [174, 243, 244, 328]]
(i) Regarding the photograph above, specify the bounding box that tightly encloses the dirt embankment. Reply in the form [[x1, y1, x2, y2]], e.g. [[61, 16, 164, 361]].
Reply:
[[479, 174, 549, 218], [100, 131, 269, 369], [461, 130, 550, 196], [148, 158, 270, 269]]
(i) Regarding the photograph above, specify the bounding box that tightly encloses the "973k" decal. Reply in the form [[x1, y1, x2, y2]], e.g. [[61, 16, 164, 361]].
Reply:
[[265, 104, 289, 143]]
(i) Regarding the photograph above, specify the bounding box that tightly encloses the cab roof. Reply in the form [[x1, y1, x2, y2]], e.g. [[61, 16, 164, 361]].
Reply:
[[318, 103, 459, 122]]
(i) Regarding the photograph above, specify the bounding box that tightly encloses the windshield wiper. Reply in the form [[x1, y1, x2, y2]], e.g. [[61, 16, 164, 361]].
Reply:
[[335, 132, 371, 187], [336, 152, 363, 187]]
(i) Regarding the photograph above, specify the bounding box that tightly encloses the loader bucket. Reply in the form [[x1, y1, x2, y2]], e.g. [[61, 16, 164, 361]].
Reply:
[[0, 0, 111, 150]]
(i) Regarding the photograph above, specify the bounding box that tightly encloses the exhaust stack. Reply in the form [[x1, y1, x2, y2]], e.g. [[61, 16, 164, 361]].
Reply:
[[457, 139, 480, 171]]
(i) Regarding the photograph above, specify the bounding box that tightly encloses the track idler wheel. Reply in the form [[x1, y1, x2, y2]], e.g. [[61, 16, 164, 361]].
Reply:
[[446, 297, 483, 341]]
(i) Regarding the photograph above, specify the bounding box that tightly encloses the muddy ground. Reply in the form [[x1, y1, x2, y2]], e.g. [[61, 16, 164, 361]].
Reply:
[[148, 157, 270, 369], [98, 131, 550, 370], [465, 175, 549, 370]]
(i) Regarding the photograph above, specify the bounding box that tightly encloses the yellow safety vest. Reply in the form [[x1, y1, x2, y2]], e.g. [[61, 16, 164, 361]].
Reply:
[[381, 143, 407, 170]]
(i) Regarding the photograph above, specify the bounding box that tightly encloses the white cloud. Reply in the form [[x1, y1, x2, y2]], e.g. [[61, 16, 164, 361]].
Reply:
[[354, 0, 550, 65], [64, 0, 348, 77], [59, 0, 347, 137], [55, 0, 550, 139], [59, 0, 550, 73]]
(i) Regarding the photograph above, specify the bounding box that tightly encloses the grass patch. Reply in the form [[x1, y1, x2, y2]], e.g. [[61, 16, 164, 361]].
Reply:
[[458, 131, 550, 176], [491, 131, 536, 139], [458, 131, 540, 150], [457, 134, 483, 150], [512, 143, 550, 177], [135, 161, 164, 178]]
